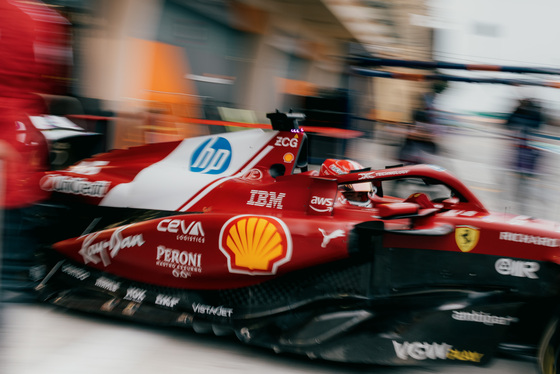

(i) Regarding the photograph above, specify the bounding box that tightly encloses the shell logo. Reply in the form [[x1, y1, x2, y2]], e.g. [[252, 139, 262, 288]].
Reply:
[[283, 153, 294, 163], [219, 215, 292, 275]]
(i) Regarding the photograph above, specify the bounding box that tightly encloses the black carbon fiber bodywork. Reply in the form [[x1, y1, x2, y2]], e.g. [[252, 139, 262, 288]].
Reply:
[[35, 219, 555, 365]]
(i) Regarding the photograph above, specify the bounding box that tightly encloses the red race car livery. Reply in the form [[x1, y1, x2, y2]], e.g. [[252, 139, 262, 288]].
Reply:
[[34, 111, 560, 370]]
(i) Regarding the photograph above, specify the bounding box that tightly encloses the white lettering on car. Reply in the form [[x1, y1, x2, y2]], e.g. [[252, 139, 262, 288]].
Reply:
[[124, 287, 146, 303], [95, 276, 120, 292], [495, 258, 539, 279], [79, 225, 145, 266], [442, 210, 478, 217], [40, 175, 110, 197], [192, 303, 233, 318], [274, 136, 298, 148], [157, 219, 205, 243], [359, 169, 410, 180], [155, 294, 180, 308], [310, 196, 334, 213], [451, 310, 518, 326], [156, 246, 201, 267], [358, 172, 377, 180], [499, 231, 559, 247], [392, 341, 484, 363], [62, 264, 90, 281], [156, 245, 202, 278], [393, 341, 451, 360], [247, 190, 285, 209]]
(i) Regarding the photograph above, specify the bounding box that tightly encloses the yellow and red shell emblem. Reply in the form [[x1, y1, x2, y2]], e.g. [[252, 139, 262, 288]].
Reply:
[[219, 215, 292, 275]]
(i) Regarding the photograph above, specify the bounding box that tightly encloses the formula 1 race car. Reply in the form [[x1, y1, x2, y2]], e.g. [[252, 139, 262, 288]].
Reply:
[[34, 111, 560, 371]]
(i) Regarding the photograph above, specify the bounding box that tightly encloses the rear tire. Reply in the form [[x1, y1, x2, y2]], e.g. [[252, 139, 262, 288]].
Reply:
[[539, 317, 560, 374]]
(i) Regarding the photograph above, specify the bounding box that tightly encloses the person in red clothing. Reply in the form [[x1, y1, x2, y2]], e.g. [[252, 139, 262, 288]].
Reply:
[[0, 0, 71, 300], [0, 0, 63, 207]]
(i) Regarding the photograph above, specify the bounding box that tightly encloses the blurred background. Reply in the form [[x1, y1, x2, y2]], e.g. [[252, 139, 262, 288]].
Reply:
[[4, 1, 560, 373], [16, 0, 560, 221]]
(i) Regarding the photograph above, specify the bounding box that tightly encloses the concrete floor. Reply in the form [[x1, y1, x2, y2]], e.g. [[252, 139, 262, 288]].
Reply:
[[0, 303, 539, 374]]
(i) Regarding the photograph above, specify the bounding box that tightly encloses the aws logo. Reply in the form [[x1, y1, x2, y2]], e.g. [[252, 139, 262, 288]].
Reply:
[[219, 215, 292, 275], [310, 195, 334, 213], [190, 137, 232, 174]]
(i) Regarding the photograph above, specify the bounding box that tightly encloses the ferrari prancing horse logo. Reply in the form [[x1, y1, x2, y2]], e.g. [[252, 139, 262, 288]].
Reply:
[[455, 225, 480, 252]]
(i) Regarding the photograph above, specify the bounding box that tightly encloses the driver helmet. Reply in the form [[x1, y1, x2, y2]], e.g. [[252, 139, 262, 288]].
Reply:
[[319, 159, 370, 191], [319, 158, 364, 177]]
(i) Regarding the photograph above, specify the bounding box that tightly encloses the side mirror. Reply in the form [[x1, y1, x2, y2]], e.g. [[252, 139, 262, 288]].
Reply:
[[377, 202, 419, 218]]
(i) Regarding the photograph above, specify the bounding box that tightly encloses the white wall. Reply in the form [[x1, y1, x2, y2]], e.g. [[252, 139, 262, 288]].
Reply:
[[430, 0, 560, 118]]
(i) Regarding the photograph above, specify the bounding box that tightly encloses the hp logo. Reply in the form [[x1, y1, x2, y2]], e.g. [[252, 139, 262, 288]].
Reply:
[[190, 137, 232, 174]]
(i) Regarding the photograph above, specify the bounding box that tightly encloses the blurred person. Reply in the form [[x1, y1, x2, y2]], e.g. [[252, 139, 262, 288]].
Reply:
[[422, 80, 448, 126], [393, 107, 442, 199], [505, 98, 544, 176], [0, 0, 68, 301], [397, 109, 439, 165], [503, 97, 545, 215]]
